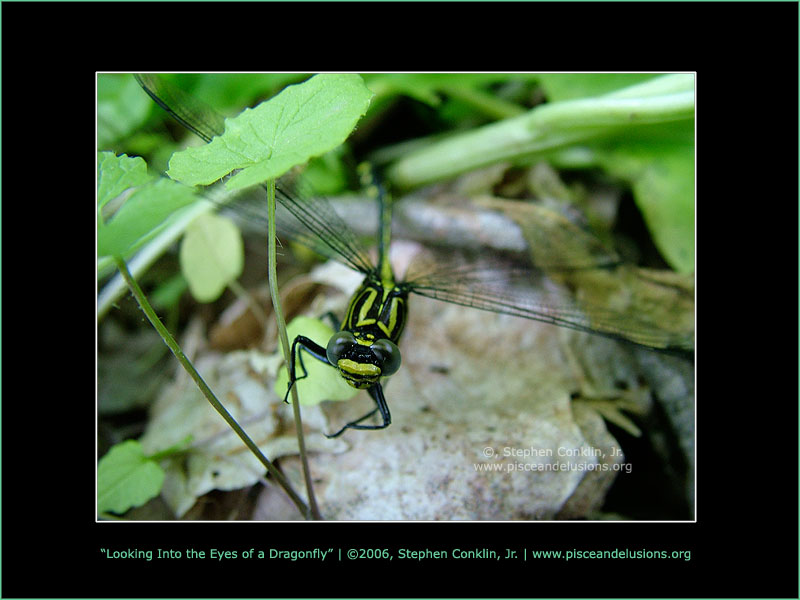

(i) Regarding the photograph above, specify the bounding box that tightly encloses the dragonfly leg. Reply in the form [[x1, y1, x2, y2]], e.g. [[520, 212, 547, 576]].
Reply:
[[284, 335, 330, 404], [325, 383, 392, 438]]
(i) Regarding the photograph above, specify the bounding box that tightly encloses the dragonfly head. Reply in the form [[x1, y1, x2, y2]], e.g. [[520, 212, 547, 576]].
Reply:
[[326, 331, 401, 389]]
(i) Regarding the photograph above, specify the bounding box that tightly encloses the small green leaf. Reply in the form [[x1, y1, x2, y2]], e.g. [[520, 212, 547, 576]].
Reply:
[[179, 212, 244, 302], [168, 73, 373, 189], [275, 316, 359, 406], [97, 152, 153, 211], [97, 173, 200, 258], [97, 440, 165, 515]]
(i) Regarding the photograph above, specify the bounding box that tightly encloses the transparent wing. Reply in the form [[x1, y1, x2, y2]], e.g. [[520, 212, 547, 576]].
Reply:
[[222, 181, 376, 275], [273, 177, 376, 275], [135, 74, 226, 143], [135, 73, 376, 276], [404, 252, 694, 352]]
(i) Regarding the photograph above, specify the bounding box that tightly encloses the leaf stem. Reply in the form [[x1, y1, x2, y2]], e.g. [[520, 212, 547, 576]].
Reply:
[[112, 255, 311, 519], [265, 180, 323, 521], [439, 84, 526, 120], [228, 278, 270, 328]]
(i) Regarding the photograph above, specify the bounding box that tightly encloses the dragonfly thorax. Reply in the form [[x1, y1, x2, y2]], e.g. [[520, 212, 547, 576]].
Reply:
[[343, 276, 408, 344]]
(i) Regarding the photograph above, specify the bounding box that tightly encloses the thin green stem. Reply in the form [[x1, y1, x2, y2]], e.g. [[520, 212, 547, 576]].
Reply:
[[113, 255, 311, 519], [265, 179, 323, 521], [438, 84, 525, 120], [228, 277, 269, 328]]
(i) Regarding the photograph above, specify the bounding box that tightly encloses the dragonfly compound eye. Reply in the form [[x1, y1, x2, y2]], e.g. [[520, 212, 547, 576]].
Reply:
[[370, 338, 402, 376], [326, 331, 357, 364]]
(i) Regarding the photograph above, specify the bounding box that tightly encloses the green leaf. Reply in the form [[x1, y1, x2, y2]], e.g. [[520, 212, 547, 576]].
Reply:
[[594, 138, 695, 273], [179, 212, 244, 302], [97, 158, 198, 256], [97, 152, 153, 211], [168, 73, 373, 189], [274, 316, 359, 406], [97, 440, 165, 515]]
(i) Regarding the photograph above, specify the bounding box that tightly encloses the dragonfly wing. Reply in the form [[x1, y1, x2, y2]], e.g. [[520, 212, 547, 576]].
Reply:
[[221, 181, 376, 275], [404, 253, 694, 352], [273, 182, 375, 275], [135, 74, 226, 143]]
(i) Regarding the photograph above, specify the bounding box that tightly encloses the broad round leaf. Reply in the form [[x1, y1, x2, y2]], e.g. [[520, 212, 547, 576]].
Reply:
[[179, 213, 244, 302], [168, 73, 373, 189]]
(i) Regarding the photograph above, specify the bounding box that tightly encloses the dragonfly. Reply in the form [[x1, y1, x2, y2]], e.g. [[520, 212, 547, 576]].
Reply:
[[135, 74, 693, 438]]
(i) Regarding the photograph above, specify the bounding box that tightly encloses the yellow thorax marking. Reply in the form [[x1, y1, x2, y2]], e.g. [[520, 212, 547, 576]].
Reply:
[[379, 296, 399, 338], [355, 288, 377, 327]]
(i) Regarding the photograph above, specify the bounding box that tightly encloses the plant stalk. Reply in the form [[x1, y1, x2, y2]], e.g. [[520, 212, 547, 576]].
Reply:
[[265, 180, 323, 521], [113, 255, 311, 519]]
